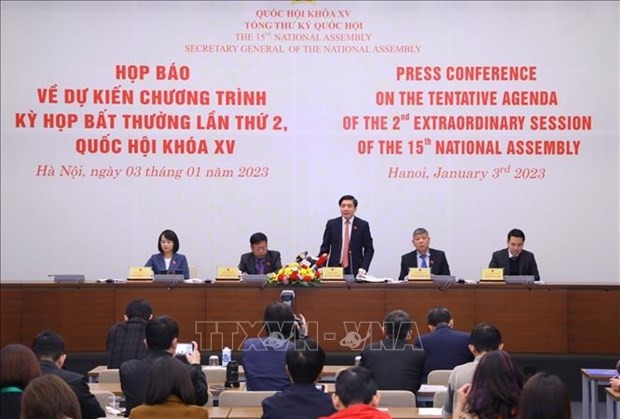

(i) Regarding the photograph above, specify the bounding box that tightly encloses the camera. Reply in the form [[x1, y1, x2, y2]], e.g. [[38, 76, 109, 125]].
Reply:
[[225, 360, 240, 388], [175, 342, 194, 356]]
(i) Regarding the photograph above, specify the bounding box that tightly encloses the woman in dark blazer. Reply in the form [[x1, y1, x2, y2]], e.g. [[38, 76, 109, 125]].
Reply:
[[145, 229, 190, 279]]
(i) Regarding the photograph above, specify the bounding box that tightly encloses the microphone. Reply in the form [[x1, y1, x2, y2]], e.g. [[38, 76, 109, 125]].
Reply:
[[296, 251, 308, 263], [349, 250, 354, 276], [316, 254, 328, 268]]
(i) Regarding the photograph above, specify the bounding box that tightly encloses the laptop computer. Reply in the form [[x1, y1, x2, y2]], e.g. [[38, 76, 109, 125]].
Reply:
[[50, 274, 85, 284], [504, 275, 535, 285], [241, 274, 268, 284], [153, 270, 185, 283]]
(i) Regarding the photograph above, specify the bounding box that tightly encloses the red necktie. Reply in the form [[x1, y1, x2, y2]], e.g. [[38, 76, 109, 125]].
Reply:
[[342, 220, 350, 268]]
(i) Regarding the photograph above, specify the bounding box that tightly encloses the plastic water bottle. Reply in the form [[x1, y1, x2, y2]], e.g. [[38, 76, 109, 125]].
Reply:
[[222, 347, 231, 367]]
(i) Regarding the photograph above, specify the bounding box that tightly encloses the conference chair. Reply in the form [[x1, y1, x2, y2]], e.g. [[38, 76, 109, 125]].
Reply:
[[427, 369, 452, 386], [97, 368, 120, 383], [203, 366, 227, 383], [377, 390, 416, 407], [218, 390, 277, 407], [190, 265, 198, 278], [203, 390, 214, 407], [433, 390, 447, 408]]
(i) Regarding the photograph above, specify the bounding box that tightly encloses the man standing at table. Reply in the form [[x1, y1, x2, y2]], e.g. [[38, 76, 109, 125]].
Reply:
[[398, 227, 451, 281], [489, 228, 540, 281], [319, 195, 374, 276]]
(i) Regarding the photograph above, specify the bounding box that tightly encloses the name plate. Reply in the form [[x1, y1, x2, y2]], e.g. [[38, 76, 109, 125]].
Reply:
[[481, 268, 504, 281], [322, 267, 344, 280], [408, 267, 431, 281], [217, 266, 241, 279], [128, 267, 153, 280]]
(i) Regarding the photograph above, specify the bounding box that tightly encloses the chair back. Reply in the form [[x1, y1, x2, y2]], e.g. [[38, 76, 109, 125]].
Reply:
[[377, 390, 416, 407], [92, 390, 115, 411], [433, 390, 447, 408], [98, 369, 120, 383], [218, 390, 277, 407], [203, 366, 227, 383], [427, 369, 452, 386]]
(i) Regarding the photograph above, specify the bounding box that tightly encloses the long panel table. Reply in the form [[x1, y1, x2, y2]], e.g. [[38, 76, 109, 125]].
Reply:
[[1, 281, 618, 354]]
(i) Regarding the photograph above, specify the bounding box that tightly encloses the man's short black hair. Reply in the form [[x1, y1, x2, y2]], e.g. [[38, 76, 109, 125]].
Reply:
[[334, 366, 378, 407], [338, 195, 358, 208], [286, 338, 325, 384], [507, 228, 525, 241], [125, 299, 153, 321], [470, 323, 502, 352], [145, 316, 179, 351], [383, 310, 411, 340], [263, 302, 295, 338], [427, 307, 451, 326], [31, 330, 65, 361], [250, 232, 268, 245]]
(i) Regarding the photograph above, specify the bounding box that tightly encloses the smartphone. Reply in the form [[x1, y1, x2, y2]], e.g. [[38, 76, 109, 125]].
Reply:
[[175, 342, 194, 356]]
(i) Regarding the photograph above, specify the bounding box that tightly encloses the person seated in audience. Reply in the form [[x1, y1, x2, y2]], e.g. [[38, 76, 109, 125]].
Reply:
[[414, 307, 473, 382], [319, 366, 391, 419], [443, 323, 503, 418], [242, 302, 308, 391], [453, 350, 523, 419], [120, 315, 208, 416], [20, 374, 82, 419], [518, 372, 570, 419], [398, 227, 451, 280], [360, 309, 425, 394], [145, 229, 190, 279], [128, 357, 209, 418], [1, 344, 41, 419], [261, 338, 336, 419], [106, 298, 153, 368], [489, 228, 540, 281], [238, 232, 282, 275], [610, 359, 620, 392], [31, 330, 105, 419]]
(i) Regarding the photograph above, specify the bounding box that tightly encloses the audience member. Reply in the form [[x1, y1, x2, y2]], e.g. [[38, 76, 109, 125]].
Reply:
[[319, 194, 375, 276], [106, 298, 153, 368], [453, 350, 523, 419], [443, 323, 503, 418], [398, 228, 450, 280], [120, 315, 208, 416], [518, 372, 570, 419], [145, 229, 190, 279], [414, 307, 473, 382], [20, 374, 82, 419], [0, 344, 41, 419], [609, 359, 620, 391], [262, 338, 336, 419], [31, 330, 105, 419], [360, 309, 425, 394], [128, 357, 209, 418], [489, 228, 540, 281], [242, 302, 305, 391], [239, 232, 282, 275], [319, 366, 391, 419]]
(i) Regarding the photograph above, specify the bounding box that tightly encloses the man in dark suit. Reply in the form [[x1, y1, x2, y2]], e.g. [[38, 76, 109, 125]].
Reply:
[[106, 298, 153, 368], [31, 330, 105, 419], [261, 338, 336, 419], [360, 309, 425, 394], [238, 232, 282, 275], [489, 228, 540, 281], [120, 316, 208, 416], [319, 194, 374, 276], [414, 307, 473, 383], [398, 227, 451, 281]]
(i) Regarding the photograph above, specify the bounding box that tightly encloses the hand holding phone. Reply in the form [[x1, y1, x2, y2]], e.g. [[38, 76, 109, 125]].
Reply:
[[175, 342, 194, 356]]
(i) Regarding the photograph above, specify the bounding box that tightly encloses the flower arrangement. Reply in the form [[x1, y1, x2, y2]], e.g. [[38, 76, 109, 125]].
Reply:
[[267, 253, 326, 286]]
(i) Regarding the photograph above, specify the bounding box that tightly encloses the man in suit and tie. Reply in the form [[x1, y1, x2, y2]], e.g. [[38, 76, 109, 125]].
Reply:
[[238, 232, 282, 275], [399, 227, 450, 281], [489, 228, 540, 281], [319, 195, 374, 276]]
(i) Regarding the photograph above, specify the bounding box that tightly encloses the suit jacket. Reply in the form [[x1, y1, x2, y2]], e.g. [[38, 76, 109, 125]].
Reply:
[[120, 350, 208, 417], [489, 248, 540, 281], [261, 383, 336, 419], [128, 395, 209, 419], [106, 317, 149, 368], [145, 252, 190, 279], [398, 248, 451, 281], [39, 360, 105, 419], [238, 250, 282, 274], [319, 217, 374, 274], [360, 339, 425, 394], [413, 325, 473, 383]]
